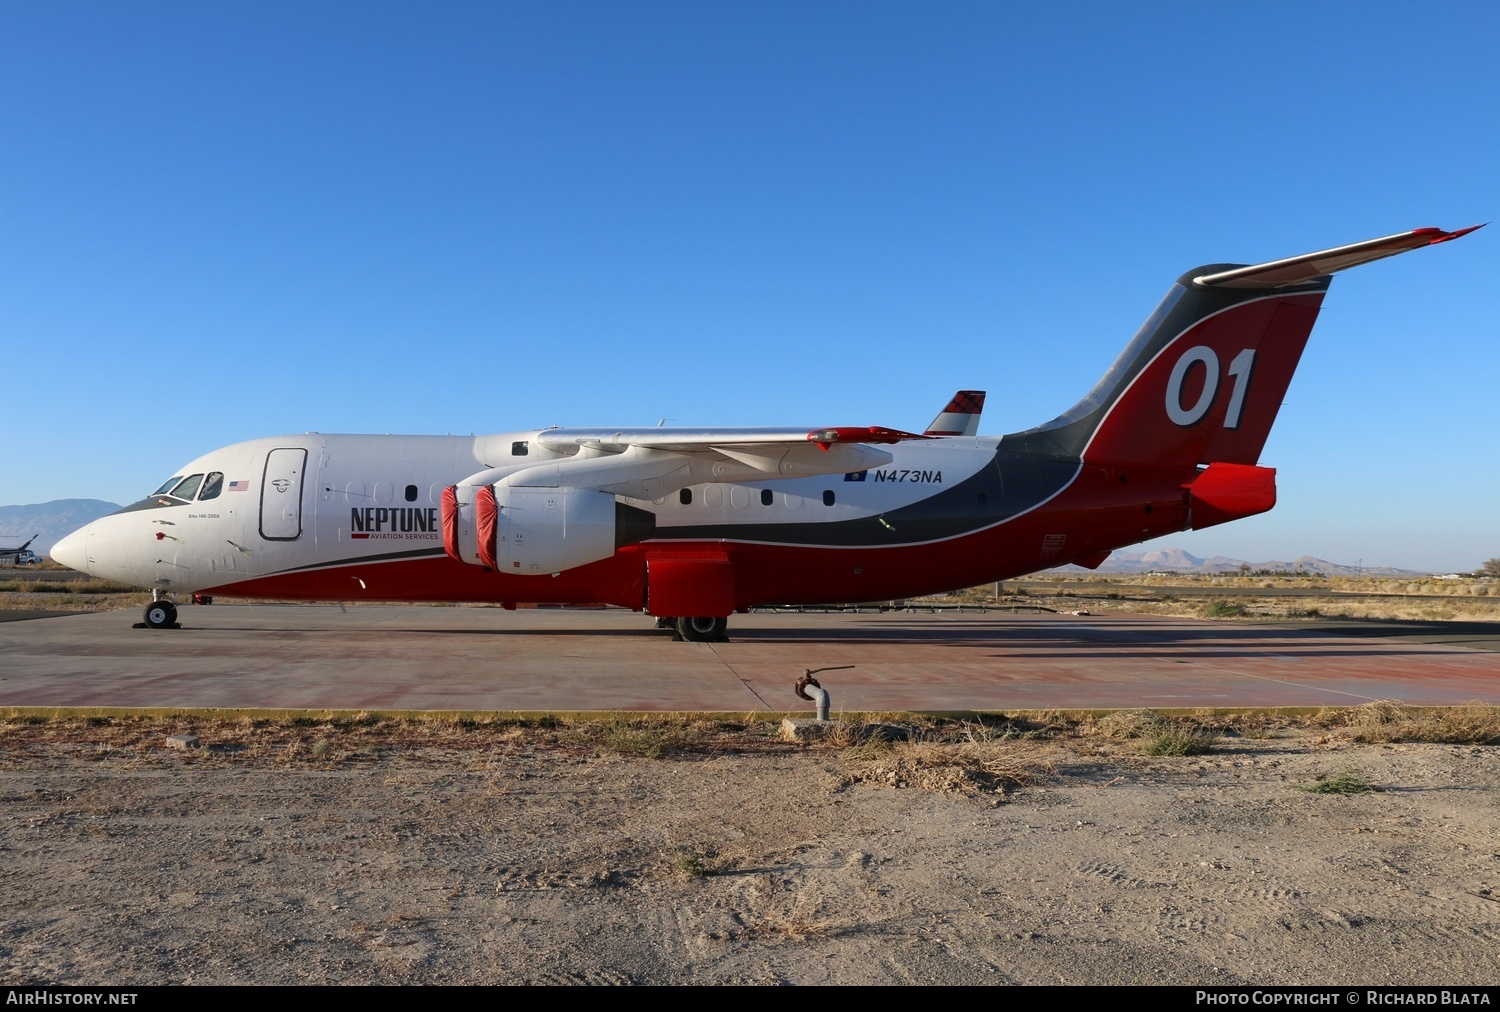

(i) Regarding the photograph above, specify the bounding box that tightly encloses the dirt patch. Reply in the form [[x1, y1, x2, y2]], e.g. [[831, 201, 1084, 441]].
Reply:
[[0, 711, 1497, 984]]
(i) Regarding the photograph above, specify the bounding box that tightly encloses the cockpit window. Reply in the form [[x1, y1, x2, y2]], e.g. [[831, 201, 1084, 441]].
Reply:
[[151, 476, 185, 497], [170, 474, 205, 500], [199, 472, 224, 501]]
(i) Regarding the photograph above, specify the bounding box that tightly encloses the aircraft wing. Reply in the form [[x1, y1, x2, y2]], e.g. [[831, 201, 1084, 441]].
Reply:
[[465, 424, 936, 495], [1194, 225, 1484, 290], [534, 425, 929, 454]]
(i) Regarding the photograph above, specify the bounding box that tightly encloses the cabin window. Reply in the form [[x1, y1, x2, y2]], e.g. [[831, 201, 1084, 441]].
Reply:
[[679, 488, 692, 505], [405, 484, 418, 502], [760, 489, 773, 506], [822, 490, 835, 506], [170, 474, 205, 500], [512, 441, 529, 456], [199, 473, 224, 501]]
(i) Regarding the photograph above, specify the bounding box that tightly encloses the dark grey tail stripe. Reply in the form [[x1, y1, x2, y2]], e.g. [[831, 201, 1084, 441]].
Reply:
[[652, 450, 1077, 548]]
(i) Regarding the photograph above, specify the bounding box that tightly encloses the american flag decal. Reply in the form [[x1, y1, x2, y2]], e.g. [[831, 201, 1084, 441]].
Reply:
[[228, 480, 250, 492]]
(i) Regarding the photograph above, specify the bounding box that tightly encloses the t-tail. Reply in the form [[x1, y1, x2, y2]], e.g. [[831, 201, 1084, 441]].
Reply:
[[1007, 226, 1481, 468], [1002, 226, 1481, 531]]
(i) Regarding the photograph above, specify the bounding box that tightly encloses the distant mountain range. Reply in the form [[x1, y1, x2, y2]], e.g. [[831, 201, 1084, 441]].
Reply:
[[0, 500, 1434, 576], [0, 500, 123, 557], [1050, 549, 1427, 577]]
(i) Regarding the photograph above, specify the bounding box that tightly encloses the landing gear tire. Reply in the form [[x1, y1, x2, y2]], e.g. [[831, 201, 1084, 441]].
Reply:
[[144, 601, 178, 629], [676, 616, 727, 642]]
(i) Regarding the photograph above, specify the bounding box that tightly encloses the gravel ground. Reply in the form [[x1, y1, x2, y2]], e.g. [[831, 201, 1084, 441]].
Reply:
[[1, 718, 1497, 985]]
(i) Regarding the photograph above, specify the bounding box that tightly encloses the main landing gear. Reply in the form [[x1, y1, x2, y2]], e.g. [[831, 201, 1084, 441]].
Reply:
[[674, 616, 728, 642]]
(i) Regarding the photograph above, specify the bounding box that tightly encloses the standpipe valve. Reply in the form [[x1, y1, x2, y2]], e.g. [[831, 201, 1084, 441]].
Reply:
[[794, 665, 854, 722]]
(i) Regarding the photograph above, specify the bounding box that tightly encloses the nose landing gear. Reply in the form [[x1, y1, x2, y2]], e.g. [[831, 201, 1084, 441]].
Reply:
[[142, 593, 180, 630]]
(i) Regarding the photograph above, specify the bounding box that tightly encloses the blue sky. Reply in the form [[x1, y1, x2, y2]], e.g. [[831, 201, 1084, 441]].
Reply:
[[2, 2, 1495, 571]]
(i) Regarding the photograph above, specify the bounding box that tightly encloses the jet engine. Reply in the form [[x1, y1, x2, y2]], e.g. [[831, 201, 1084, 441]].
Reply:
[[442, 483, 655, 574], [440, 429, 895, 576]]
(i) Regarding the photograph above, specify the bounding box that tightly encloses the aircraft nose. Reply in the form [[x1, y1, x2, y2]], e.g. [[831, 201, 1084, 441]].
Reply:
[[50, 526, 90, 573]]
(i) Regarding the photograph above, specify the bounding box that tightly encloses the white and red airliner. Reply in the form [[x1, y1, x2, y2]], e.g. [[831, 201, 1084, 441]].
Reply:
[[52, 226, 1479, 640]]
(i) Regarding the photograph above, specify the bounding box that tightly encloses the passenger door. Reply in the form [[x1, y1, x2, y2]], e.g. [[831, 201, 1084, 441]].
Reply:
[[260, 447, 307, 541]]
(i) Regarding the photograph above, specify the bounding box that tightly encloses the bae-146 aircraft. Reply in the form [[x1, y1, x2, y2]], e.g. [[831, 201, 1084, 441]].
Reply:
[[51, 226, 1479, 640]]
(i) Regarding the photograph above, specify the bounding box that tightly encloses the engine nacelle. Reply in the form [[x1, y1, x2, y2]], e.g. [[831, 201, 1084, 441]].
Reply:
[[442, 484, 655, 574]]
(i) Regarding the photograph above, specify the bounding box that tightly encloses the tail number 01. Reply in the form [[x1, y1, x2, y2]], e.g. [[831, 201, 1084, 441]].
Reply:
[[1165, 347, 1255, 429]]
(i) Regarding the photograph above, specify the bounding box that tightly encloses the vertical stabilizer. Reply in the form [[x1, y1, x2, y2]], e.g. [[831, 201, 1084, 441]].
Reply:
[[925, 390, 986, 436], [1003, 226, 1480, 468]]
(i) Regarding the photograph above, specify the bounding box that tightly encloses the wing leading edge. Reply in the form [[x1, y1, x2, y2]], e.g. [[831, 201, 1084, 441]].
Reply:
[[453, 423, 935, 500]]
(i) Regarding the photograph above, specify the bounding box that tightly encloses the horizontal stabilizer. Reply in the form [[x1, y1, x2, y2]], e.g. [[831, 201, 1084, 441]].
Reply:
[[1194, 226, 1483, 290]]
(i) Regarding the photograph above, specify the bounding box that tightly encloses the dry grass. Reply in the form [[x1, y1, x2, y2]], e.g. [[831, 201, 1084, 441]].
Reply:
[[0, 570, 149, 614], [751, 893, 839, 939], [1088, 708, 1216, 755], [834, 718, 1053, 796], [0, 577, 127, 594], [562, 716, 770, 758], [933, 573, 1500, 623], [1221, 710, 1299, 740], [1093, 708, 1171, 739], [0, 590, 149, 613], [1139, 724, 1217, 756], [0, 711, 797, 766], [0, 706, 1493, 778], [1313, 700, 1500, 745], [1052, 593, 1500, 624]]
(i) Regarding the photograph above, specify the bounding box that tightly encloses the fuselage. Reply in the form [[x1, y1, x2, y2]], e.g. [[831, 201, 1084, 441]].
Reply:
[[50, 429, 1195, 610], [59, 228, 1477, 623]]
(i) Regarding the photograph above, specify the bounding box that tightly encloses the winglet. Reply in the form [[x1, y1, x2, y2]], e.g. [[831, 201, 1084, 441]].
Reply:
[[1194, 224, 1484, 290]]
